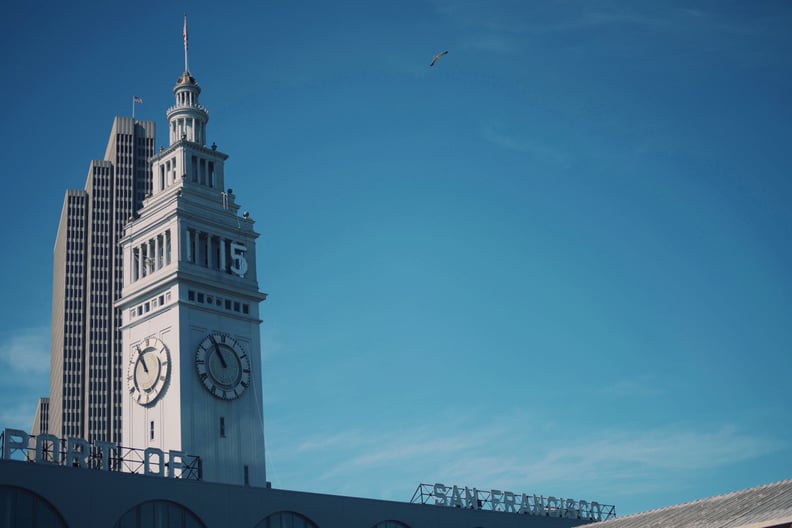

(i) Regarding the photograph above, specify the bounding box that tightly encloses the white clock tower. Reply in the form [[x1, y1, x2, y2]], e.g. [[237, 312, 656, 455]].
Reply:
[[117, 54, 267, 486]]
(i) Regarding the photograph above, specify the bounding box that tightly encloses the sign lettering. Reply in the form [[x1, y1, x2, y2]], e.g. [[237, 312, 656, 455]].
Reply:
[[416, 482, 615, 521], [1, 428, 200, 480]]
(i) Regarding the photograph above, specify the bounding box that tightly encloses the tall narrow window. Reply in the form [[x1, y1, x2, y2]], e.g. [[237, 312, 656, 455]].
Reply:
[[220, 417, 226, 437], [150, 421, 154, 440], [157, 233, 164, 269], [141, 245, 148, 277], [165, 229, 172, 265], [132, 247, 140, 281], [191, 155, 198, 182]]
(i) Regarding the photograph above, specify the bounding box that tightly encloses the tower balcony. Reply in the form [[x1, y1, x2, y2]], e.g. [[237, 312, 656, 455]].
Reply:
[[167, 103, 209, 118]]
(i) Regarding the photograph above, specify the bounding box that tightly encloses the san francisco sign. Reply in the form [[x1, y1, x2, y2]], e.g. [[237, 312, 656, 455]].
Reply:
[[411, 482, 616, 521]]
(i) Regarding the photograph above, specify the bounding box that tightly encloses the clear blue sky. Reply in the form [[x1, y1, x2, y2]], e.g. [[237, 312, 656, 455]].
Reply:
[[1, 0, 791, 517]]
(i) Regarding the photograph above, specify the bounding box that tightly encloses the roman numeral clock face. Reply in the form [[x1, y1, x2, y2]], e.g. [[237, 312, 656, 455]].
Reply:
[[195, 333, 252, 400], [128, 337, 171, 406]]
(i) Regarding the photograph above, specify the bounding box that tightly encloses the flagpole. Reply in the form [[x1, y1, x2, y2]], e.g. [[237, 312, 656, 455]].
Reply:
[[183, 13, 189, 72], [132, 96, 135, 119]]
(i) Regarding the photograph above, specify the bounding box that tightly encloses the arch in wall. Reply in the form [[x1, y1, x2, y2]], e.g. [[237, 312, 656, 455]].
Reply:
[[254, 510, 319, 528], [371, 521, 411, 528], [113, 499, 206, 528], [0, 485, 69, 528]]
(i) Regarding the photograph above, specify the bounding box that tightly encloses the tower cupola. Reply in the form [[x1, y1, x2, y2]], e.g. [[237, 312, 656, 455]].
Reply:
[[167, 71, 208, 146]]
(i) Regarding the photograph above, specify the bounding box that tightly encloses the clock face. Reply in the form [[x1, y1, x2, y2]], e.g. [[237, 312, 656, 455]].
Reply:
[[128, 336, 171, 406], [195, 332, 251, 400]]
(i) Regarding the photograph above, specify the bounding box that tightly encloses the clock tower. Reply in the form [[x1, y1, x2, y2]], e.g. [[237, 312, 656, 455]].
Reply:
[[117, 53, 267, 486]]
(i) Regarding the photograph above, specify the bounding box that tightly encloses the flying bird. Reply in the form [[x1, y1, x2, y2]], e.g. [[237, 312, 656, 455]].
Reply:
[[430, 50, 448, 67]]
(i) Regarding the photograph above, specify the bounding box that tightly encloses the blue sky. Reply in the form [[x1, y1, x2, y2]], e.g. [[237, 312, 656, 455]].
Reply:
[[2, 0, 791, 517]]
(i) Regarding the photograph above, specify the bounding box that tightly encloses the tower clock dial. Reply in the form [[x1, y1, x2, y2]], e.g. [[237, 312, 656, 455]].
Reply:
[[195, 332, 252, 400], [128, 337, 171, 406]]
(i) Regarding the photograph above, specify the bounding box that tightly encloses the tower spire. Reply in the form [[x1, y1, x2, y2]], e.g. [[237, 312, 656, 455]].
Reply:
[[183, 13, 189, 72]]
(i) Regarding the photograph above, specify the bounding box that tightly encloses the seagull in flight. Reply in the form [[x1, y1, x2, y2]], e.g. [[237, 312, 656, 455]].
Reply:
[[430, 50, 448, 67]]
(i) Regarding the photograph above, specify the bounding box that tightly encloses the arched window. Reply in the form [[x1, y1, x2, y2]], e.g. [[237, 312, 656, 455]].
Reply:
[[371, 521, 411, 528], [0, 485, 68, 528], [254, 510, 318, 528], [113, 500, 205, 528]]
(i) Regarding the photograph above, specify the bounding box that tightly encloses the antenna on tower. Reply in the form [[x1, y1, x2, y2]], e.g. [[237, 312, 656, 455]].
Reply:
[[183, 13, 189, 72]]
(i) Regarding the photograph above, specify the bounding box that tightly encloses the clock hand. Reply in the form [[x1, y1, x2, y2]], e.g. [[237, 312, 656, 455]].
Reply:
[[209, 335, 228, 368], [137, 346, 149, 373]]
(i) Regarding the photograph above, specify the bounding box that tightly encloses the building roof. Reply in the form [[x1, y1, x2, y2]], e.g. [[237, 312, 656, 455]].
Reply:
[[576, 480, 792, 528]]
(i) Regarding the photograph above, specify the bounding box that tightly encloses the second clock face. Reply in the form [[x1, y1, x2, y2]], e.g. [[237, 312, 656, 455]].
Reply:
[[128, 336, 171, 406], [195, 332, 251, 400]]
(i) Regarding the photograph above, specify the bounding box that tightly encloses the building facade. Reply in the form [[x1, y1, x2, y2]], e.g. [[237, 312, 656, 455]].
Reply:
[[0, 457, 596, 528], [117, 66, 267, 487], [40, 117, 155, 444]]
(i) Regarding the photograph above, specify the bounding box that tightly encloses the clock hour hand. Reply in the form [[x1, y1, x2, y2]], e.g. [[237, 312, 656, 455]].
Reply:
[[137, 346, 149, 373], [209, 335, 228, 368]]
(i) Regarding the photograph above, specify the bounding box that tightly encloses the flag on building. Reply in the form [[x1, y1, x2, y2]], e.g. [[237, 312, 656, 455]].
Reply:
[[133, 96, 143, 104]]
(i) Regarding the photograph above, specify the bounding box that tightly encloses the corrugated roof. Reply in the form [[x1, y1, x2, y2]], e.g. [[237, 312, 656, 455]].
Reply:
[[575, 479, 792, 528]]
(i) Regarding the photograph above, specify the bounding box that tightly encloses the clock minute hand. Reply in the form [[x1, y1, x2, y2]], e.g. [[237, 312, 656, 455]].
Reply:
[[209, 335, 228, 368]]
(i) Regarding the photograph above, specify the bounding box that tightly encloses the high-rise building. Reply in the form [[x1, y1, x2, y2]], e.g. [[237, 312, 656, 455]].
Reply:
[[37, 117, 156, 444]]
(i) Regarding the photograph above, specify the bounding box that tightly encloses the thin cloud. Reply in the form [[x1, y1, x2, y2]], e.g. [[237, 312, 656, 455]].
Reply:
[[459, 36, 516, 54], [481, 125, 570, 166], [294, 430, 370, 453], [268, 413, 781, 503], [431, 1, 764, 40], [0, 327, 50, 376], [0, 401, 41, 431], [598, 380, 665, 399], [442, 425, 781, 495]]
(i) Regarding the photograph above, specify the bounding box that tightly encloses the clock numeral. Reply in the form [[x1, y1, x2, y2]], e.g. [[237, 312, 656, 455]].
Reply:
[[196, 359, 205, 365], [241, 381, 249, 389]]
